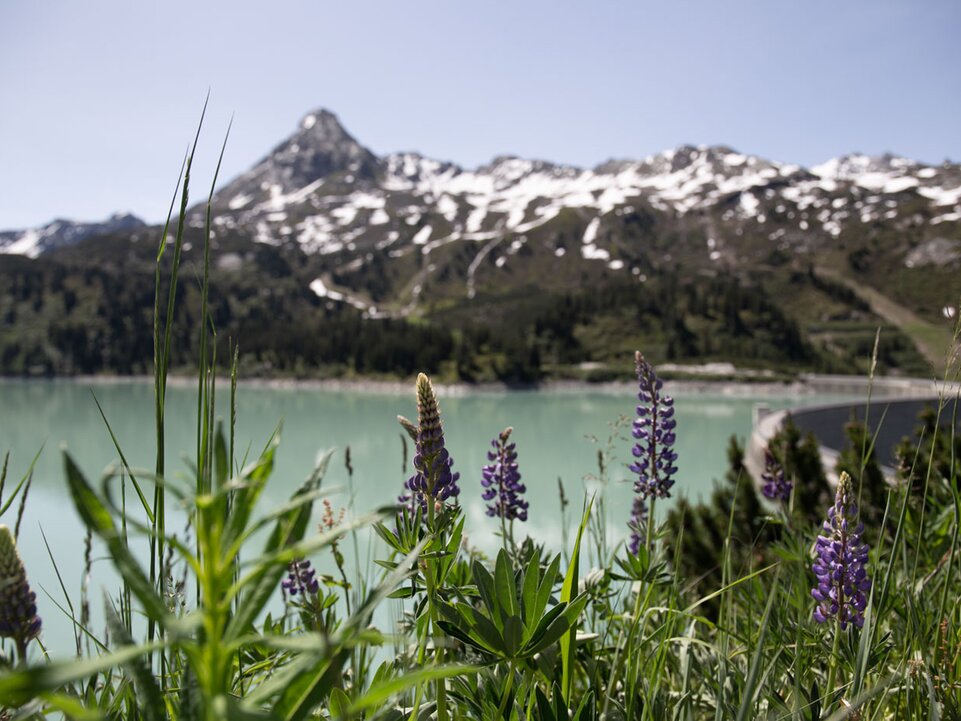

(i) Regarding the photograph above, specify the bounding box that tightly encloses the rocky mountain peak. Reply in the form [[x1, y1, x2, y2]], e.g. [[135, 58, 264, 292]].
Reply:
[[209, 108, 381, 214], [297, 108, 358, 148]]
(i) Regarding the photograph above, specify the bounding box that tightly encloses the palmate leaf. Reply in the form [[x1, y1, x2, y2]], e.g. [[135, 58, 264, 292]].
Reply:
[[523, 594, 589, 658], [437, 618, 494, 655], [437, 599, 503, 655], [465, 604, 506, 654]]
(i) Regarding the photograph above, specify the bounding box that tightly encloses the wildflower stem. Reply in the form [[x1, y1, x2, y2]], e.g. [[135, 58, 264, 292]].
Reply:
[[646, 497, 657, 556], [826, 615, 842, 712]]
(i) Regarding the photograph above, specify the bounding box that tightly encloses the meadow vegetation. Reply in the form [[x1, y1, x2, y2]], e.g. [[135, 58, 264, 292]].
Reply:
[[0, 120, 959, 720]]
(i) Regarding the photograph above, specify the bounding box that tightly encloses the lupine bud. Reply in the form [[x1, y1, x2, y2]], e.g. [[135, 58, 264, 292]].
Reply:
[[811, 472, 871, 630], [481, 427, 528, 522], [0, 525, 41, 657], [403, 373, 460, 509], [282, 558, 320, 597], [761, 449, 792, 503], [629, 352, 677, 501]]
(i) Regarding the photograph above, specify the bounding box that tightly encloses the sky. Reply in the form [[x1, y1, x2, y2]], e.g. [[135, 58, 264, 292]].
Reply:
[[1, 0, 959, 229]]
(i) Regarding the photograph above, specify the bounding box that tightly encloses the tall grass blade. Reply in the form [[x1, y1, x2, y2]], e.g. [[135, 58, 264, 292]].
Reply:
[[560, 497, 593, 703]]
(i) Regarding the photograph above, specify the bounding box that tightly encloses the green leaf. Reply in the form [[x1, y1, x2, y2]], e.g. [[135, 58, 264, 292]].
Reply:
[[735, 568, 780, 721], [522, 602, 568, 655], [440, 516, 465, 581], [466, 604, 506, 654], [0, 641, 166, 707], [104, 600, 165, 721], [387, 586, 418, 599], [274, 649, 350, 721], [437, 620, 495, 655], [225, 449, 332, 641], [503, 614, 525, 658], [63, 452, 169, 624], [473, 558, 498, 619], [560, 498, 593, 703], [571, 689, 596, 721], [551, 682, 567, 721], [348, 665, 480, 714], [521, 552, 540, 630], [533, 554, 560, 628], [329, 687, 350, 720], [534, 686, 557, 721], [523, 595, 586, 658], [222, 430, 281, 549], [90, 393, 153, 523], [494, 548, 518, 623], [214, 421, 230, 490]]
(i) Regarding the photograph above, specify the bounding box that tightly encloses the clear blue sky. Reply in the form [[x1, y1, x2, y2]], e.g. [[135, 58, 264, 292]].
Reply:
[[1, 0, 959, 229]]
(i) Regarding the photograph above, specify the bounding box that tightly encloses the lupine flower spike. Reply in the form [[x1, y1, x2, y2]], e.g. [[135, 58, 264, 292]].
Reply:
[[627, 351, 676, 554], [481, 427, 528, 522], [282, 558, 320, 598], [404, 373, 460, 511], [0, 525, 41, 661], [761, 449, 792, 503], [629, 351, 677, 501], [812, 471, 871, 630]]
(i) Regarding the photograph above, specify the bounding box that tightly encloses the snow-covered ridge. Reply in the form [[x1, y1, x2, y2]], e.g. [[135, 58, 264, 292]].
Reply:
[[0, 213, 145, 257], [218, 128, 960, 255], [5, 109, 960, 262]]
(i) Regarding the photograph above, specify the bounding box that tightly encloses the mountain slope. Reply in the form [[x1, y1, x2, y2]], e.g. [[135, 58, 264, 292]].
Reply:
[[0, 213, 145, 257], [1, 109, 958, 380]]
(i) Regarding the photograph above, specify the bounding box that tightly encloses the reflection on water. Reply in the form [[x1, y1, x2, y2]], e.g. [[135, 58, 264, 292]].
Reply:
[[0, 378, 858, 656]]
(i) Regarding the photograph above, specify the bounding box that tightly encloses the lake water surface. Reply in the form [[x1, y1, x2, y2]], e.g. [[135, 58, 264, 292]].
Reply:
[[0, 378, 858, 656]]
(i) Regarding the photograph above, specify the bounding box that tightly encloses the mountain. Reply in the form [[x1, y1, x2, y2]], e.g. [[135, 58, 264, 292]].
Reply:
[[0, 213, 145, 257], [1, 109, 958, 380], [187, 109, 960, 319]]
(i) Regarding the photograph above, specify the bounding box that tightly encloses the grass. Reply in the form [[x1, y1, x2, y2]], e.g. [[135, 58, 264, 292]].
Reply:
[[814, 265, 956, 374], [0, 117, 959, 720]]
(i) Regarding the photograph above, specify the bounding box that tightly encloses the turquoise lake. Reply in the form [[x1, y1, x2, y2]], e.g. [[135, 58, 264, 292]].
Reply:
[[0, 378, 859, 656]]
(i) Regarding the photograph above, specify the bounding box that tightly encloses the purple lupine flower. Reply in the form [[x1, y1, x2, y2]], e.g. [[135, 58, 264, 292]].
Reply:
[[0, 525, 41, 658], [481, 427, 529, 522], [761, 449, 792, 503], [629, 351, 677, 500], [282, 558, 320, 597], [626, 496, 648, 556], [404, 373, 460, 508], [811, 472, 871, 630]]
